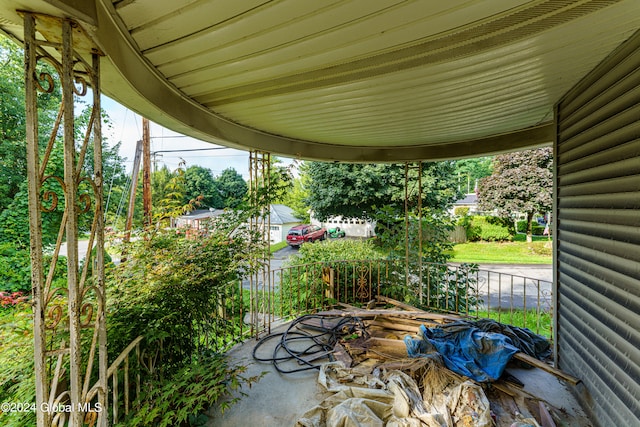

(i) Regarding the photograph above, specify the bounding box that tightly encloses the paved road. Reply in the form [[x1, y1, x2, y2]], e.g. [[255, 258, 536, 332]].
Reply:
[[474, 264, 552, 310]]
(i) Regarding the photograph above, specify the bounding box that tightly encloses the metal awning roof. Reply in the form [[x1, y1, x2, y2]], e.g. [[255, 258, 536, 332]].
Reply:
[[1, 0, 639, 162]]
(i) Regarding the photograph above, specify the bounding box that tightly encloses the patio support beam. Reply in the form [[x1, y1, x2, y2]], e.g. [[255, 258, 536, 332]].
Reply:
[[248, 150, 272, 337], [24, 13, 47, 427], [404, 163, 424, 303]]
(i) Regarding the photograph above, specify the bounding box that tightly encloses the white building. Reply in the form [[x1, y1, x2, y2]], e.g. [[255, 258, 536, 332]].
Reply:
[[310, 214, 375, 238], [268, 204, 302, 243]]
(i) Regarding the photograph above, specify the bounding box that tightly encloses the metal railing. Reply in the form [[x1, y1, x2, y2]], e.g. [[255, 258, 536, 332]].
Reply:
[[85, 336, 143, 425], [250, 259, 552, 337]]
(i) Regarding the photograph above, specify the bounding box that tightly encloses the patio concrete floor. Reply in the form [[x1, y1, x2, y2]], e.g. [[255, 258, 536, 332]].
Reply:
[[207, 318, 592, 427], [207, 320, 328, 427]]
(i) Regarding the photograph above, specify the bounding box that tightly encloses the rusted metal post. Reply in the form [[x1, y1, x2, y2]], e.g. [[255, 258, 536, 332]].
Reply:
[[61, 20, 84, 427], [248, 151, 272, 337], [91, 52, 108, 427], [404, 163, 410, 290], [417, 162, 423, 304], [24, 13, 48, 427]]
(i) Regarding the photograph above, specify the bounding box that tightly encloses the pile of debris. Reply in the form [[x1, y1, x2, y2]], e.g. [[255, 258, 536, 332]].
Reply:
[[253, 297, 589, 427]]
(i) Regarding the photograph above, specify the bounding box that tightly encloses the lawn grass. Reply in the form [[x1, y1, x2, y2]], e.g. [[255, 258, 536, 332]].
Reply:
[[270, 241, 288, 253], [472, 309, 552, 339], [449, 238, 552, 264]]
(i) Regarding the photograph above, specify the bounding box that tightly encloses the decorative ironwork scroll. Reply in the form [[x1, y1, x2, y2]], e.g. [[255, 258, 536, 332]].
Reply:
[[24, 14, 107, 427], [355, 264, 371, 302]]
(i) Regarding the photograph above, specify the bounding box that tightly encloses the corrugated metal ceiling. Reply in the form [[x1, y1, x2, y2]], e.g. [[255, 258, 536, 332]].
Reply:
[[1, 0, 639, 161]]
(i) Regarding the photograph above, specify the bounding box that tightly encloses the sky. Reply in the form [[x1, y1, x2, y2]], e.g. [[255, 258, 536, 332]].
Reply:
[[101, 96, 287, 180]]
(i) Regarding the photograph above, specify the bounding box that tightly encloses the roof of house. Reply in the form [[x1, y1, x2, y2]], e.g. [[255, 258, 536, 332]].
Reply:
[[454, 194, 478, 206], [270, 204, 301, 225], [178, 209, 225, 221]]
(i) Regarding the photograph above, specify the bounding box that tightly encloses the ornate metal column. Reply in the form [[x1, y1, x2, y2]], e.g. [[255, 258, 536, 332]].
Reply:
[[24, 13, 107, 427], [248, 151, 272, 337]]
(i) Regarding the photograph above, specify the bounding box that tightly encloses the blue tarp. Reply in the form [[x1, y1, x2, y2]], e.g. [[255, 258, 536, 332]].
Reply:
[[405, 323, 520, 383]]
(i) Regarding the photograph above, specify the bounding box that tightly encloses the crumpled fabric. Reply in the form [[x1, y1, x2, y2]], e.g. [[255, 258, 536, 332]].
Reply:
[[471, 318, 551, 360], [405, 323, 519, 382], [296, 363, 492, 427]]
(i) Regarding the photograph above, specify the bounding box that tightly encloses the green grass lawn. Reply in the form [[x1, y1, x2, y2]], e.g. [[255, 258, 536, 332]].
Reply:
[[449, 237, 552, 264], [270, 241, 288, 253], [473, 309, 552, 339]]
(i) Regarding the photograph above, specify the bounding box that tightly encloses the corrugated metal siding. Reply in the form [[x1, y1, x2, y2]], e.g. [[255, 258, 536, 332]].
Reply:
[[555, 29, 640, 427]]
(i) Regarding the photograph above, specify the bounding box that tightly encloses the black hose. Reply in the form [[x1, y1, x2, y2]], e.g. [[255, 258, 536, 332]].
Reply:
[[252, 314, 367, 374]]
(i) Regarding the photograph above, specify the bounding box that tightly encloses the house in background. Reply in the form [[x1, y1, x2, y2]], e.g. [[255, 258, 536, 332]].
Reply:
[[174, 204, 301, 243], [311, 214, 375, 238], [269, 204, 302, 243], [451, 193, 479, 216], [173, 208, 225, 229]]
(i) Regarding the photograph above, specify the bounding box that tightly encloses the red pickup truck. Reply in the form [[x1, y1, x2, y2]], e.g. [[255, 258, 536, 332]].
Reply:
[[286, 224, 327, 247]]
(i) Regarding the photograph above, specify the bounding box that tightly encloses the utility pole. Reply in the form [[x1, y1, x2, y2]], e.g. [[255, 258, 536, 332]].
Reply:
[[124, 139, 142, 244], [142, 117, 152, 228]]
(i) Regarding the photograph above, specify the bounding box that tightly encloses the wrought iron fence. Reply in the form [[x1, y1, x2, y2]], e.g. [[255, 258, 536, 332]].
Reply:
[[246, 259, 553, 337]]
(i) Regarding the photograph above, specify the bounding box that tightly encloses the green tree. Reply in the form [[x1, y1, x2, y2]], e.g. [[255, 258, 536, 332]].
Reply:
[[151, 165, 175, 208], [265, 157, 295, 204], [477, 148, 553, 242], [0, 36, 62, 215], [280, 174, 311, 222], [154, 164, 190, 222], [453, 156, 493, 193], [184, 165, 220, 208], [215, 167, 247, 208], [304, 161, 460, 221], [0, 36, 128, 244]]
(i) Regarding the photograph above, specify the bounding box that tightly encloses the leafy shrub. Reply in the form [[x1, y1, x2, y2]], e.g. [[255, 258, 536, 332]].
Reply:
[[119, 355, 262, 427], [465, 221, 481, 241], [0, 243, 31, 293], [381, 261, 481, 313], [465, 216, 512, 242], [107, 220, 261, 373], [484, 215, 515, 234], [0, 291, 28, 308], [373, 206, 454, 265], [0, 304, 36, 427], [278, 217, 479, 315], [532, 225, 546, 235], [479, 223, 512, 241], [106, 212, 264, 424], [453, 206, 470, 217], [517, 220, 546, 235], [293, 238, 385, 264], [0, 242, 68, 293], [278, 239, 385, 315]]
